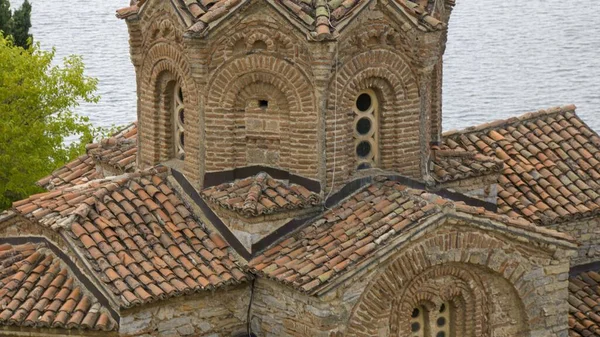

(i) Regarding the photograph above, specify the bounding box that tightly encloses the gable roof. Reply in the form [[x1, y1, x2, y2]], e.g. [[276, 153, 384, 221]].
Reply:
[[37, 123, 138, 191], [12, 169, 248, 309], [118, 0, 445, 38], [568, 267, 600, 336], [201, 172, 321, 218], [444, 105, 600, 226], [249, 177, 573, 295], [0, 243, 117, 331]]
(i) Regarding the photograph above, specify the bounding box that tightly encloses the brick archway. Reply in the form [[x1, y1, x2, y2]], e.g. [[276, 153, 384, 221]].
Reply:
[[325, 49, 421, 190], [138, 42, 198, 169], [205, 54, 317, 178], [389, 265, 489, 337], [344, 229, 532, 337]]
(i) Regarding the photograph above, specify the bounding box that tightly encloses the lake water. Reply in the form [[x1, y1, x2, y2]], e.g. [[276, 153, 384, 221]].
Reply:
[[16, 0, 600, 132]]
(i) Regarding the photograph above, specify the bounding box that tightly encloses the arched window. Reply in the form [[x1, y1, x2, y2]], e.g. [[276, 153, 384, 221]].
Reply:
[[173, 82, 185, 160], [410, 302, 452, 337], [353, 89, 379, 170]]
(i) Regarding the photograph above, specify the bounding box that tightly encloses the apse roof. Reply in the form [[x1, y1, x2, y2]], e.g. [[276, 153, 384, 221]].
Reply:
[[201, 171, 321, 218], [117, 0, 446, 37]]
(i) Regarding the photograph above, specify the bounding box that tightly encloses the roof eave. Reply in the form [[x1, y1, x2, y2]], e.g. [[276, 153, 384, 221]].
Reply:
[[307, 210, 576, 297]]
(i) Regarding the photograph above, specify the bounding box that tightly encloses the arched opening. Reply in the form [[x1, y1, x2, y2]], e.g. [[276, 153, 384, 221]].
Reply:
[[156, 73, 186, 162]]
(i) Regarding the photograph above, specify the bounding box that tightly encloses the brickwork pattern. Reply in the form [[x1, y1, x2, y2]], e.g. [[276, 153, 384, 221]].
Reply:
[[325, 48, 421, 187], [344, 228, 571, 337], [205, 53, 317, 177]]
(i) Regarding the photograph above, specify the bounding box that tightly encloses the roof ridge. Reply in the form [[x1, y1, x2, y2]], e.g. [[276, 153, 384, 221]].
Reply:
[[443, 104, 577, 138]]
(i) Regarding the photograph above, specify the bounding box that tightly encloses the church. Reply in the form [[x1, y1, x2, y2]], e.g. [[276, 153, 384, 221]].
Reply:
[[1, 0, 599, 336]]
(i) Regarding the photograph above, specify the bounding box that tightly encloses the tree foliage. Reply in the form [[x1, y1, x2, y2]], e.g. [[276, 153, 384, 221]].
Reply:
[[0, 0, 32, 48], [0, 34, 101, 210]]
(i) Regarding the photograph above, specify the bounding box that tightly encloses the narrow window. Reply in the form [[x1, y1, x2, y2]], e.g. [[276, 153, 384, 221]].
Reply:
[[433, 302, 451, 337], [410, 306, 426, 337], [174, 83, 185, 160], [353, 90, 379, 170]]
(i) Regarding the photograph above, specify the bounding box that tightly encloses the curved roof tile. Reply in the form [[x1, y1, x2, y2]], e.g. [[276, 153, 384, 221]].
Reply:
[[0, 243, 117, 331], [444, 105, 600, 225]]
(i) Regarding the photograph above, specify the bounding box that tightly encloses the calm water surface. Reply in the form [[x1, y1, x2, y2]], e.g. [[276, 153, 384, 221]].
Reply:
[[18, 0, 600, 132]]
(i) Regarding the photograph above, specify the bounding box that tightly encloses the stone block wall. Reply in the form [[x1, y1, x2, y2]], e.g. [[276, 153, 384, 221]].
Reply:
[[550, 217, 600, 266], [119, 285, 249, 337]]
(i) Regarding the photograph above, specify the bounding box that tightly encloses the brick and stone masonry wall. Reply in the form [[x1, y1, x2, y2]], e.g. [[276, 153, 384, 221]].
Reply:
[[250, 220, 573, 337]]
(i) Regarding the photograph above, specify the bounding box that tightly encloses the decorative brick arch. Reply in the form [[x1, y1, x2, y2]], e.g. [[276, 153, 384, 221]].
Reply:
[[344, 229, 533, 337], [207, 21, 303, 69], [389, 265, 489, 337], [204, 54, 317, 177], [138, 42, 198, 166], [325, 49, 421, 189]]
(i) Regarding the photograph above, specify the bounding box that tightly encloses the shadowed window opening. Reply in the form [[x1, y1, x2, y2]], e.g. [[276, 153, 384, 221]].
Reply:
[[259, 100, 269, 109], [252, 40, 267, 51], [356, 93, 372, 112], [353, 90, 379, 170]]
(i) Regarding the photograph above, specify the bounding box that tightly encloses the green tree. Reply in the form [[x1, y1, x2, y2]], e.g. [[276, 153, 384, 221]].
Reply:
[[11, 0, 30, 48], [0, 0, 11, 34], [0, 0, 32, 48], [0, 34, 101, 210]]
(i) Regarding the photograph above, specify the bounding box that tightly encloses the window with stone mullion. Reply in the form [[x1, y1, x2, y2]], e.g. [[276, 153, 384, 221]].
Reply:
[[410, 302, 452, 337], [353, 89, 379, 170], [173, 83, 185, 160]]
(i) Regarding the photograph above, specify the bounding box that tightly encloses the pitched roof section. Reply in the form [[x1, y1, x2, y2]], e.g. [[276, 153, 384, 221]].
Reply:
[[431, 144, 504, 183], [0, 243, 117, 331], [202, 172, 321, 218], [249, 178, 572, 294], [36, 155, 102, 191], [444, 105, 600, 225], [12, 170, 248, 309], [568, 268, 600, 336], [118, 0, 445, 37], [86, 122, 138, 173], [37, 123, 138, 191]]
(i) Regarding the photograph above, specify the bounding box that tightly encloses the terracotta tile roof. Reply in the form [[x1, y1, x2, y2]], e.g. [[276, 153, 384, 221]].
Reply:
[[13, 169, 248, 308], [119, 0, 444, 36], [37, 123, 138, 191], [431, 144, 504, 183], [568, 268, 600, 336], [444, 105, 600, 225], [248, 178, 572, 294], [201, 172, 321, 218], [85, 122, 138, 173], [0, 243, 117, 331], [36, 155, 102, 191]]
